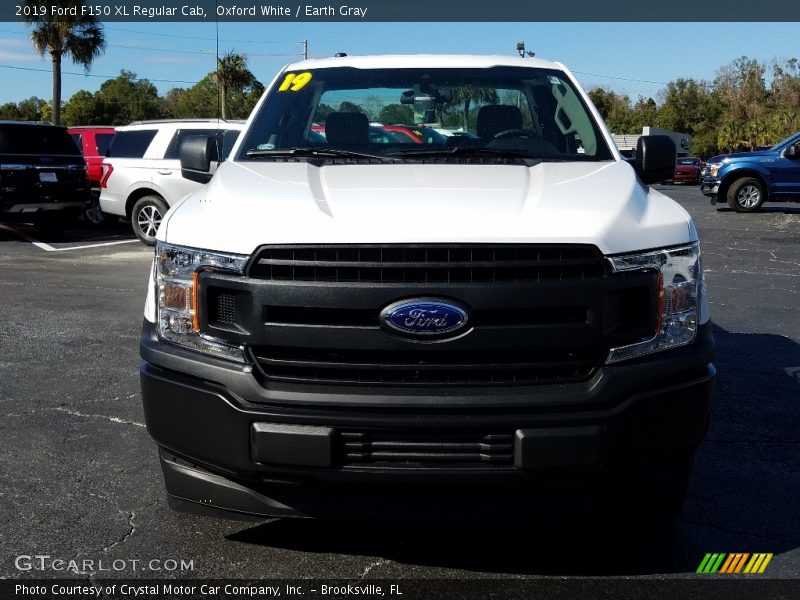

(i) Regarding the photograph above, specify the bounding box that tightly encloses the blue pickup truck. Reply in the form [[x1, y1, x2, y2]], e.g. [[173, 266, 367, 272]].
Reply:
[[701, 131, 800, 212]]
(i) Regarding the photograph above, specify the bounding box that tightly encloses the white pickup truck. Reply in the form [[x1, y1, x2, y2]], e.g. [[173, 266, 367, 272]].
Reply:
[[140, 55, 715, 522]]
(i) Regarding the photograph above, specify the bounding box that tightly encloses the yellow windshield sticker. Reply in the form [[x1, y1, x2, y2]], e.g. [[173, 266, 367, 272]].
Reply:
[[278, 72, 313, 92]]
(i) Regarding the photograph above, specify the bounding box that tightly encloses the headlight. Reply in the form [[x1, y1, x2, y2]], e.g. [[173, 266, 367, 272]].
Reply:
[[606, 242, 701, 363], [706, 162, 723, 177], [155, 241, 248, 362]]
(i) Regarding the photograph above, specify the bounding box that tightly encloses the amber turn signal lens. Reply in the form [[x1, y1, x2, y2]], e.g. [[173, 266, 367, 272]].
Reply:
[[192, 271, 200, 332], [162, 282, 189, 310]]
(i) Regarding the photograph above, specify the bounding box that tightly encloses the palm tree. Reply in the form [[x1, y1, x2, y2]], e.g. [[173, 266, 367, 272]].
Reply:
[[214, 51, 255, 120], [22, 1, 105, 125], [452, 86, 498, 131]]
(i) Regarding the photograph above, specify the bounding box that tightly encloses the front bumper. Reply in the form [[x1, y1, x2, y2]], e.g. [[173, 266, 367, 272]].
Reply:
[[700, 178, 721, 198], [673, 171, 700, 183], [140, 320, 715, 519], [1, 201, 88, 216]]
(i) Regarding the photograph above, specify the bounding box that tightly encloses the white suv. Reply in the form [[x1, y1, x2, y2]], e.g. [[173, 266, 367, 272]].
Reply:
[[99, 119, 245, 244]]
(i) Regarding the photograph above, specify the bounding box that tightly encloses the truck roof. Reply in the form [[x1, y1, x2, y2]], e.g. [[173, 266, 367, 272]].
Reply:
[[285, 54, 563, 72]]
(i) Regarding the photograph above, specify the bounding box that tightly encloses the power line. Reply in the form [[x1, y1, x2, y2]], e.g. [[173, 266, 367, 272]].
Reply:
[[0, 28, 298, 58], [104, 25, 306, 46], [572, 70, 668, 86], [0, 63, 200, 85], [108, 42, 212, 55]]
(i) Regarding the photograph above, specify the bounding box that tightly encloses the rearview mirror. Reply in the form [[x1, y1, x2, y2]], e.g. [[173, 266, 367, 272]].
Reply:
[[629, 135, 676, 185], [180, 135, 218, 184], [400, 90, 415, 105]]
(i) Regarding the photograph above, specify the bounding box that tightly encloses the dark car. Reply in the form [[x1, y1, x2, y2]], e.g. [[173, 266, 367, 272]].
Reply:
[[68, 125, 116, 224], [702, 131, 800, 211], [672, 157, 703, 184], [0, 121, 90, 229]]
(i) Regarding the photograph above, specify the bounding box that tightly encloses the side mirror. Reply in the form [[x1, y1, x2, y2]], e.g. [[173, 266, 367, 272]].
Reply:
[[628, 135, 676, 185], [786, 143, 799, 159], [180, 135, 218, 184]]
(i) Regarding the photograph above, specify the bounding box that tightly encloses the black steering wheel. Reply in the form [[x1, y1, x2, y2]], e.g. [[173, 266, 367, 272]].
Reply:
[[491, 128, 538, 140]]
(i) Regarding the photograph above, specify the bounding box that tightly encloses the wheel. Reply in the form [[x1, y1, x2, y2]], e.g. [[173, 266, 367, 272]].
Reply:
[[84, 188, 107, 226], [727, 177, 765, 212], [131, 195, 168, 246]]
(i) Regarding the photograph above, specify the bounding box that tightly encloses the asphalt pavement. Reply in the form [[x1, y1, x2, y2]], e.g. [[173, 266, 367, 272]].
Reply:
[[1, 188, 799, 586]]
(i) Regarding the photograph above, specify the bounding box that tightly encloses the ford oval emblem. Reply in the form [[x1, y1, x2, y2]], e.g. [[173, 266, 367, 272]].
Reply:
[[380, 298, 470, 338]]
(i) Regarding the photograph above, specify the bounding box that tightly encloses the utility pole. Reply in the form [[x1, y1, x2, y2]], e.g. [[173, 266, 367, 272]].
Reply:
[[303, 40, 308, 60]]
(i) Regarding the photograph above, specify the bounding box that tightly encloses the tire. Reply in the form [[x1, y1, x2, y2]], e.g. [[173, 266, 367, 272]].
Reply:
[[131, 195, 168, 246], [726, 177, 765, 212], [84, 188, 107, 226]]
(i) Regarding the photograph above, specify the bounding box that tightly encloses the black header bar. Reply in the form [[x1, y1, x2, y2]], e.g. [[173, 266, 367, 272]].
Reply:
[[4, 0, 800, 22]]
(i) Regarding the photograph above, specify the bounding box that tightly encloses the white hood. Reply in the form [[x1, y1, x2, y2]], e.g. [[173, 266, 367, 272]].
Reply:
[[160, 159, 694, 256]]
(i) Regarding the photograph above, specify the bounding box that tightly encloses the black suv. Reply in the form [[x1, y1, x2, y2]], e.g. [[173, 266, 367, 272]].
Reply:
[[0, 121, 90, 229]]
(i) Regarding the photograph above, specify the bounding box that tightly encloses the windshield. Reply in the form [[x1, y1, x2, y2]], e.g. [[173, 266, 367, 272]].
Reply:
[[238, 66, 613, 162], [770, 131, 800, 151], [0, 124, 81, 155]]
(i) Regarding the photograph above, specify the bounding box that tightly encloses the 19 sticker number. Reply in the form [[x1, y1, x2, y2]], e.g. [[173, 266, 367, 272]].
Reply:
[[278, 72, 313, 92]]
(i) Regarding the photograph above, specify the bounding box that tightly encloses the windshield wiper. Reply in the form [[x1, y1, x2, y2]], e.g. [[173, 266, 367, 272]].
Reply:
[[387, 145, 542, 164], [246, 147, 402, 162]]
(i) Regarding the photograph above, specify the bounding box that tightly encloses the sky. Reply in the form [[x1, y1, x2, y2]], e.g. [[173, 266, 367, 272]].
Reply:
[[0, 21, 799, 105]]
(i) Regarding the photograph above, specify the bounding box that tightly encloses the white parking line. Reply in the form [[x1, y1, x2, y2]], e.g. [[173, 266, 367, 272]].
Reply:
[[44, 239, 141, 252], [0, 224, 139, 252]]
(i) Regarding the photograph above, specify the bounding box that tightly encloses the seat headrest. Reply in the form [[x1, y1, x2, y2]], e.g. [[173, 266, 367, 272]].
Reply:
[[325, 112, 369, 145], [476, 105, 523, 139]]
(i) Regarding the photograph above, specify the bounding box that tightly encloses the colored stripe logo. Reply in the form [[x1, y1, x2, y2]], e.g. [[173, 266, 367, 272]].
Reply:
[[696, 553, 773, 574]]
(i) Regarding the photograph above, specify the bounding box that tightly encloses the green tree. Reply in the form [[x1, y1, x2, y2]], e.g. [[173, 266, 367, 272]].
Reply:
[[162, 73, 263, 120], [17, 96, 48, 121], [588, 87, 617, 122], [62, 89, 102, 125], [93, 70, 161, 124], [0, 103, 22, 120], [378, 103, 413, 124], [452, 86, 498, 131], [714, 56, 768, 122], [226, 80, 264, 120], [657, 79, 718, 135], [338, 101, 367, 115], [22, 0, 105, 125], [214, 51, 255, 120], [769, 58, 800, 112]]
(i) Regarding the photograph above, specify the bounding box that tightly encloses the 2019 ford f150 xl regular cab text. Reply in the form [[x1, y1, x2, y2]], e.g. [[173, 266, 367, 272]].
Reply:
[[140, 55, 715, 522]]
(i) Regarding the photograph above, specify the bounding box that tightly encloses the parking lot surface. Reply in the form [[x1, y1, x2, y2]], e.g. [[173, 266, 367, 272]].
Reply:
[[1, 188, 799, 583]]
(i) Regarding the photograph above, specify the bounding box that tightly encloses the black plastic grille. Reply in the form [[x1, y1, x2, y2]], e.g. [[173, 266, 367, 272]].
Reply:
[[248, 244, 607, 283], [250, 346, 599, 386], [337, 430, 514, 467], [202, 244, 657, 389], [215, 293, 237, 325]]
